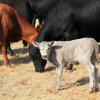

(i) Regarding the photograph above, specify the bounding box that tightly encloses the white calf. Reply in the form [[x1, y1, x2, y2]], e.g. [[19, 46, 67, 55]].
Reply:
[[33, 38, 99, 92]]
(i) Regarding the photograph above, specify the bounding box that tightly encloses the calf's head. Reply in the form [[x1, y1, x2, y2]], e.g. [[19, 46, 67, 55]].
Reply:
[[33, 41, 54, 60]]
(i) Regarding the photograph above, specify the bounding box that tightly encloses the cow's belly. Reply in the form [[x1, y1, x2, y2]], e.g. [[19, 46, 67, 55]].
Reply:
[[7, 31, 22, 42]]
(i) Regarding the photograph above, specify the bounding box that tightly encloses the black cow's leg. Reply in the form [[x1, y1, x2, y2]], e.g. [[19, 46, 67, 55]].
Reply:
[[66, 64, 73, 71], [28, 45, 47, 72], [22, 40, 27, 47], [8, 43, 15, 56]]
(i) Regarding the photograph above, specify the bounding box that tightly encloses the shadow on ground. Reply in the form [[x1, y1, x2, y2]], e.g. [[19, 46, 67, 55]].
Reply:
[[45, 66, 55, 72], [0, 55, 31, 66], [61, 77, 100, 90], [0, 47, 28, 55], [0, 47, 32, 66]]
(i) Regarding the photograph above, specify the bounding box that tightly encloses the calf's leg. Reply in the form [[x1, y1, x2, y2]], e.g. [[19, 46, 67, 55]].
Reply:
[[56, 65, 63, 91], [85, 62, 98, 92]]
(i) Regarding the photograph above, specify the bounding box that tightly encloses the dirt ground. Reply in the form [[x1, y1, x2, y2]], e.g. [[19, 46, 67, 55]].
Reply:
[[0, 41, 100, 100]]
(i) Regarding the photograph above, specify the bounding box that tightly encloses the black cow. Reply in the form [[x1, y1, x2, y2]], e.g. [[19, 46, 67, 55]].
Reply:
[[29, 0, 100, 72]]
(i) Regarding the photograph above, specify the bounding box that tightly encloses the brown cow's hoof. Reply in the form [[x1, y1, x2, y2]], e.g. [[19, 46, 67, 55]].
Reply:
[[6, 65, 11, 68], [3, 63, 11, 68]]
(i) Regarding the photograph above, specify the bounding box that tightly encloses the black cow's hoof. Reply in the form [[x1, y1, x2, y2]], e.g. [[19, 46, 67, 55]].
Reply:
[[35, 69, 45, 73]]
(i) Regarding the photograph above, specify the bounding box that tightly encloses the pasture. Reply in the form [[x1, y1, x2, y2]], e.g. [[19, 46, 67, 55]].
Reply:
[[0, 41, 100, 100]]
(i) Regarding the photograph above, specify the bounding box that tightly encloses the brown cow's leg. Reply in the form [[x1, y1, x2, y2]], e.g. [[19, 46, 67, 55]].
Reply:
[[1, 43, 10, 66]]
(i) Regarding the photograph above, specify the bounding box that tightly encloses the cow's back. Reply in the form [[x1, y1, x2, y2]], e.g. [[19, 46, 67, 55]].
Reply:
[[38, 0, 100, 42], [52, 38, 98, 63]]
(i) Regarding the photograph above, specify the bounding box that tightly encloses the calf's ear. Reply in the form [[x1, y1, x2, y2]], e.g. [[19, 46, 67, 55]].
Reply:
[[32, 41, 39, 48], [50, 41, 54, 46]]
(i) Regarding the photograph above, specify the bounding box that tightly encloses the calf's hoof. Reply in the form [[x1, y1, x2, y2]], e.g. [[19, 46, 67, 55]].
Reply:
[[56, 86, 60, 92], [89, 87, 99, 93]]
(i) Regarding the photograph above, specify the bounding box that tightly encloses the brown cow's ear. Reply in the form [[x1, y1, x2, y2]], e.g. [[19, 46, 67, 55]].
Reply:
[[32, 41, 39, 48]]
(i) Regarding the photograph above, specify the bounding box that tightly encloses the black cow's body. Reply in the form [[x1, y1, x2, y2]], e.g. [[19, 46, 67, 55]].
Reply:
[[28, 0, 60, 25], [0, 0, 32, 22], [37, 0, 100, 41], [29, 0, 100, 72]]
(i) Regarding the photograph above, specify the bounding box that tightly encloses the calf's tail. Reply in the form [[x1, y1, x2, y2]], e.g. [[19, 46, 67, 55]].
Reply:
[[94, 41, 100, 63]]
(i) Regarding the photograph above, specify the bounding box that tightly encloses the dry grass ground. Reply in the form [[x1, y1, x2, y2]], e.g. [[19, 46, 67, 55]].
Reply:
[[0, 41, 100, 100]]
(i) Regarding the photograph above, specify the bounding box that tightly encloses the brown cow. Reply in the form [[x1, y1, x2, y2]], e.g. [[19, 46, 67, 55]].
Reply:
[[0, 3, 38, 66]]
